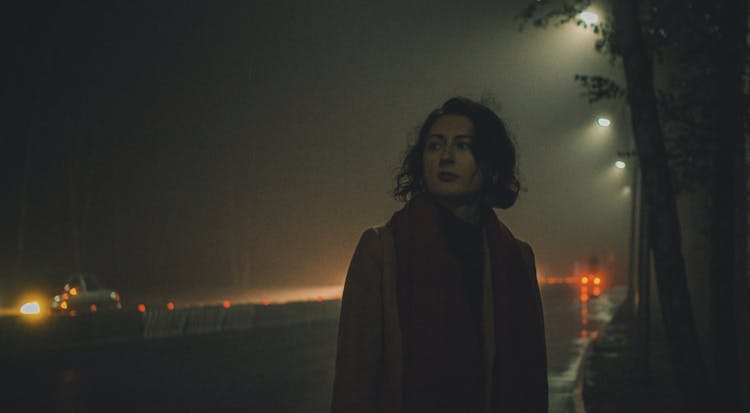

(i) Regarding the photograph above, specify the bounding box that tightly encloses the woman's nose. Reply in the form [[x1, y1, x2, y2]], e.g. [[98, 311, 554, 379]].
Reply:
[[440, 145, 456, 162]]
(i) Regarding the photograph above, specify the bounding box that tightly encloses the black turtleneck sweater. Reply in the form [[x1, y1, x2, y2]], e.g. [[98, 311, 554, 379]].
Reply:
[[435, 201, 485, 336]]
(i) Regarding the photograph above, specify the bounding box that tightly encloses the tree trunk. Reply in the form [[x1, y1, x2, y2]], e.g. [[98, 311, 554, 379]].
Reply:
[[632, 187, 651, 378], [612, 0, 714, 410], [712, 0, 747, 410]]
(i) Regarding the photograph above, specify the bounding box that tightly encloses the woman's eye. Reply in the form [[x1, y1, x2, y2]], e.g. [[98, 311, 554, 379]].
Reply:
[[427, 142, 442, 151], [456, 142, 471, 150]]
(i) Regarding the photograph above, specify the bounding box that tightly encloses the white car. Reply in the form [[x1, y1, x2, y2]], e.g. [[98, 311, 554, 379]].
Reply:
[[51, 274, 122, 314]]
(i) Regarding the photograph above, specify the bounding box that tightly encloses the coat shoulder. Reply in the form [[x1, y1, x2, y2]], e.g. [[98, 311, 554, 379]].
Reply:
[[514, 239, 537, 278], [515, 238, 534, 258]]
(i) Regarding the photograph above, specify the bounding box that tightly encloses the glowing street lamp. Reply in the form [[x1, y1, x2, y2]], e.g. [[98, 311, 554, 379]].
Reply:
[[580, 11, 599, 25], [596, 117, 611, 127], [615, 160, 627, 169]]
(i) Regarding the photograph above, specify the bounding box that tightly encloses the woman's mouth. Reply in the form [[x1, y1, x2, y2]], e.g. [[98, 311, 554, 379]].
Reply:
[[438, 172, 459, 182]]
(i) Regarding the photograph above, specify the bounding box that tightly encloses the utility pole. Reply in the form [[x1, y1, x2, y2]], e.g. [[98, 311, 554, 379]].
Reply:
[[620, 150, 639, 315], [618, 150, 651, 378]]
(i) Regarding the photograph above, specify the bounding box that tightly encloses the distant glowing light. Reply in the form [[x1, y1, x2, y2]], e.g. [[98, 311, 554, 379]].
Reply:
[[20, 302, 41, 315], [60, 301, 69, 310], [581, 276, 590, 285], [69, 288, 78, 296], [580, 11, 599, 25], [137, 304, 146, 313], [596, 117, 611, 127], [166, 301, 175, 311], [69, 310, 77, 317], [593, 286, 602, 297], [223, 300, 231, 309], [316, 296, 324, 302], [89, 304, 97, 312], [615, 160, 626, 169], [262, 299, 270, 306], [594, 277, 602, 285]]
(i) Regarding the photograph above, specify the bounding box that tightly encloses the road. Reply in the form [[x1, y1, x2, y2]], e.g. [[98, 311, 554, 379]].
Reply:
[[543, 284, 626, 412], [2, 285, 624, 413]]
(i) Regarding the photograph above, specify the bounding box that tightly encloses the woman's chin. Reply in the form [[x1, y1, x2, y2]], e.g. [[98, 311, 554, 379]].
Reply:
[[428, 189, 481, 202]]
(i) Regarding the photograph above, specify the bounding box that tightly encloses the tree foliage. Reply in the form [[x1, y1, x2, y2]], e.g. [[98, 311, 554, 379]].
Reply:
[[518, 0, 742, 191]]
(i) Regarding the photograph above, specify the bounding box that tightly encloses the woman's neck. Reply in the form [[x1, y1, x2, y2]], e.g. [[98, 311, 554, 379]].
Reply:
[[432, 195, 482, 225]]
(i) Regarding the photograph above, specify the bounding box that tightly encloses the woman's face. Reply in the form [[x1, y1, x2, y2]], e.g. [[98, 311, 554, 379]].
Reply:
[[422, 114, 483, 199]]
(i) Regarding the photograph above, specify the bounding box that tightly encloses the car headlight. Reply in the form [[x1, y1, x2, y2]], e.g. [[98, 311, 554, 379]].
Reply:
[[20, 301, 41, 315]]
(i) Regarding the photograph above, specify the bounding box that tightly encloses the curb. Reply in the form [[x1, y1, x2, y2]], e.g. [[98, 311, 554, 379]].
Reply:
[[572, 328, 598, 413], [572, 298, 629, 413]]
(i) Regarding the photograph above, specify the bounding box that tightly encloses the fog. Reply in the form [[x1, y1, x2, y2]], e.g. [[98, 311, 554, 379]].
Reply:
[[3, 0, 631, 304]]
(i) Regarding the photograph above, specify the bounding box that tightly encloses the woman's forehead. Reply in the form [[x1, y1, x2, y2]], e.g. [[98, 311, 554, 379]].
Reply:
[[428, 115, 474, 136]]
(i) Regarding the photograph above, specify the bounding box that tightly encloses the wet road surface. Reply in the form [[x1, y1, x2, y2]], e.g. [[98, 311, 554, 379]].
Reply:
[[543, 285, 626, 412], [2, 285, 624, 412]]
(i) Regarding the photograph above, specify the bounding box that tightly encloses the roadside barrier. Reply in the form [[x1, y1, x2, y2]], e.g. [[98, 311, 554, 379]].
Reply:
[[184, 306, 226, 335], [222, 304, 255, 331], [0, 299, 342, 355], [142, 308, 189, 338]]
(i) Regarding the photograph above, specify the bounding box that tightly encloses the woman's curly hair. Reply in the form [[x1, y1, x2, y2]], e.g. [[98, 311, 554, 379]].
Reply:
[[393, 97, 520, 209]]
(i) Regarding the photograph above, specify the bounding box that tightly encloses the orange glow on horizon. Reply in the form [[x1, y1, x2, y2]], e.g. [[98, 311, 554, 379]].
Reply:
[[262, 299, 270, 306], [166, 302, 175, 311], [223, 300, 231, 309]]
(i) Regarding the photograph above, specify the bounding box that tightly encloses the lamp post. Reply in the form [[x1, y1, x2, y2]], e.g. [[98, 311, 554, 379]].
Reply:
[[619, 149, 651, 378], [618, 152, 638, 314]]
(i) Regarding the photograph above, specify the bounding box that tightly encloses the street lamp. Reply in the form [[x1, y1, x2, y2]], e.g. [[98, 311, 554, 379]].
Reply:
[[615, 160, 626, 169], [596, 117, 611, 127], [580, 11, 599, 25]]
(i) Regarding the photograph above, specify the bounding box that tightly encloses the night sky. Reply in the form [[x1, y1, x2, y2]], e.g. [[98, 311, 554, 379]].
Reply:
[[3, 0, 631, 305]]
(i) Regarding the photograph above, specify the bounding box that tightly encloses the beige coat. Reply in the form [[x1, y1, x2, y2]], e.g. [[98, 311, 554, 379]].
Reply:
[[331, 225, 539, 413]]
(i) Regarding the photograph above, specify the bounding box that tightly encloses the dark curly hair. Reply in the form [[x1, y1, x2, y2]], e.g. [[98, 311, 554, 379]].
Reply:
[[393, 97, 520, 209]]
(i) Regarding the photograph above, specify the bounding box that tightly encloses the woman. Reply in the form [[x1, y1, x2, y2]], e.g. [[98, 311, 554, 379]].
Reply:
[[331, 97, 547, 413]]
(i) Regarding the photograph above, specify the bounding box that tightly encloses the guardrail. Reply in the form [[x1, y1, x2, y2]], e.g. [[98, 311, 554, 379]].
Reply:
[[0, 299, 342, 355]]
